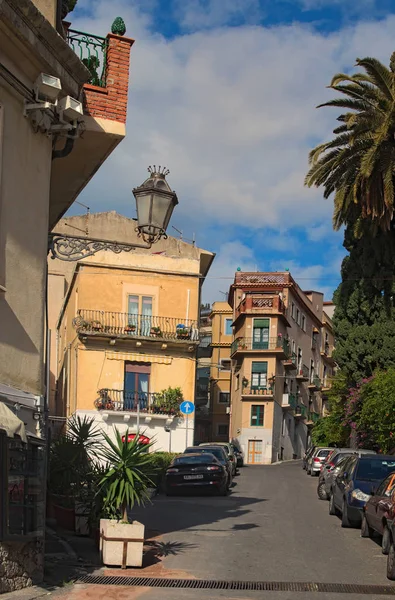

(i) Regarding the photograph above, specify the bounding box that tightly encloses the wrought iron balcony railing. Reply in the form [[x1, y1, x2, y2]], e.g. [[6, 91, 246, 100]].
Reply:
[[231, 336, 288, 355], [296, 364, 309, 379], [95, 389, 180, 415], [284, 351, 297, 367], [308, 412, 320, 423], [67, 29, 108, 88], [73, 309, 199, 342], [295, 404, 307, 418], [308, 374, 322, 389], [282, 393, 297, 409]]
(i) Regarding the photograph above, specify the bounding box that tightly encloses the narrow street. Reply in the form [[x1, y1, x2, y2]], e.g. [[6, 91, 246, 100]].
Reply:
[[58, 461, 395, 600]]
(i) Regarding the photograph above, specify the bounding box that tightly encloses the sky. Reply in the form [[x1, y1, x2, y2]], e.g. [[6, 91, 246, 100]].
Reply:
[[69, 0, 395, 304]]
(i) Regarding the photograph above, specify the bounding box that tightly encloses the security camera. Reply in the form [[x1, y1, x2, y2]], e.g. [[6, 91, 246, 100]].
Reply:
[[57, 95, 83, 122], [34, 72, 61, 103]]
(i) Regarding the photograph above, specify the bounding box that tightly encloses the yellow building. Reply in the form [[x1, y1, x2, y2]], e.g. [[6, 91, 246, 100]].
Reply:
[[228, 272, 334, 464], [208, 301, 233, 441], [49, 211, 214, 452], [0, 0, 133, 590], [320, 302, 336, 415]]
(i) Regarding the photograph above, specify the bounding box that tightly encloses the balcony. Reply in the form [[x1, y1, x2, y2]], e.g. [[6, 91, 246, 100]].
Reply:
[[283, 351, 297, 370], [294, 404, 307, 419], [234, 295, 290, 325], [242, 386, 274, 399], [308, 375, 321, 391], [95, 389, 179, 416], [49, 27, 134, 228], [296, 364, 309, 381], [282, 393, 297, 410], [306, 411, 320, 426], [73, 309, 199, 344], [321, 343, 336, 365], [230, 336, 288, 357], [322, 377, 332, 392]]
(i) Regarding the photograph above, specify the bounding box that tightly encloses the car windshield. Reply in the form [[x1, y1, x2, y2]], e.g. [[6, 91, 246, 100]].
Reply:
[[189, 447, 225, 462], [173, 455, 216, 465], [356, 459, 395, 481], [317, 450, 331, 458]]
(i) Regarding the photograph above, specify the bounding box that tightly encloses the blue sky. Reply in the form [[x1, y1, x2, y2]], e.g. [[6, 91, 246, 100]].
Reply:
[[69, 0, 395, 303]]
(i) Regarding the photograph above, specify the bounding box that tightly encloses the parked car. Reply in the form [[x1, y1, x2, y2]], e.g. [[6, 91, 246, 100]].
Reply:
[[317, 449, 377, 500], [200, 442, 237, 475], [303, 445, 316, 470], [231, 444, 244, 468], [184, 446, 233, 487], [361, 472, 395, 554], [165, 453, 228, 496], [329, 454, 395, 528], [307, 447, 332, 476]]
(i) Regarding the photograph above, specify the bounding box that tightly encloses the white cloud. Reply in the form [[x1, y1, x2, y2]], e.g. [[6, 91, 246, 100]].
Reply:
[[174, 0, 262, 31]]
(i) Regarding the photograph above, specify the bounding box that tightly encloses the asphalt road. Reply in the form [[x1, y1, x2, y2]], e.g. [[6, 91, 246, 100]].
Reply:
[[131, 460, 395, 600]]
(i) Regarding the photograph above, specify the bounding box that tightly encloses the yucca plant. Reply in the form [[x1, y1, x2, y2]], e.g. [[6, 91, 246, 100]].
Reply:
[[98, 428, 155, 522]]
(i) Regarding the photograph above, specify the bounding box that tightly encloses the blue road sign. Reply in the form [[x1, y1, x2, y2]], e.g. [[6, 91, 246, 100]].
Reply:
[[180, 401, 195, 415]]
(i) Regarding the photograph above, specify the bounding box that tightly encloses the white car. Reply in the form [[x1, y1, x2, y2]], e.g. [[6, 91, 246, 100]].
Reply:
[[307, 447, 332, 476]]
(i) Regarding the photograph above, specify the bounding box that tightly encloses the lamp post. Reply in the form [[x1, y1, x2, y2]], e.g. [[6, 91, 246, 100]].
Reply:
[[48, 166, 178, 261]]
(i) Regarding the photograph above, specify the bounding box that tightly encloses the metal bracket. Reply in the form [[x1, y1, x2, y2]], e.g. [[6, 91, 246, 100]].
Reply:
[[48, 233, 151, 261]]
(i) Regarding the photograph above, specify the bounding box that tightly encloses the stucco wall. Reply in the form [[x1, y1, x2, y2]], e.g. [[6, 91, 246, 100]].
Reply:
[[31, 0, 56, 25], [0, 78, 51, 395]]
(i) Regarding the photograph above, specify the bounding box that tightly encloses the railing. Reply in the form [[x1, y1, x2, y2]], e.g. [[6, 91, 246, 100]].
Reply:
[[74, 309, 199, 342], [235, 295, 287, 320], [242, 386, 274, 396], [322, 342, 333, 357], [309, 374, 321, 389], [234, 272, 290, 285], [231, 336, 287, 355], [282, 393, 297, 409], [284, 351, 297, 365], [95, 389, 180, 415], [295, 404, 307, 418], [308, 412, 320, 423], [296, 364, 309, 379], [67, 29, 108, 88]]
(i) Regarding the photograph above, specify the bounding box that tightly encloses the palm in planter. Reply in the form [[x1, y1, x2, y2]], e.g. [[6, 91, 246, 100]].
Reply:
[[98, 428, 155, 568]]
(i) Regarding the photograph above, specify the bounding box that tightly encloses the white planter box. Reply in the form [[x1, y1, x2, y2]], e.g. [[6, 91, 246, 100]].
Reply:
[[100, 519, 145, 568]]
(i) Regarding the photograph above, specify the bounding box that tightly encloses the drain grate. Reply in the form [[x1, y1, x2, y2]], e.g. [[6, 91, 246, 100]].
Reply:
[[78, 574, 395, 594]]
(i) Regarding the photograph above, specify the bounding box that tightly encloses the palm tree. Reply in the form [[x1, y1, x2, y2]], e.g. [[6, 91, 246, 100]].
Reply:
[[305, 53, 395, 234]]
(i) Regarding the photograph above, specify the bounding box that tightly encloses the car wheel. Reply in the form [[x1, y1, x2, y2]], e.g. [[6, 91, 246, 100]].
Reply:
[[387, 542, 395, 580], [219, 482, 228, 496], [383, 525, 391, 555], [361, 514, 373, 538], [341, 499, 358, 528], [317, 482, 328, 500], [306, 467, 311, 475], [329, 493, 338, 516]]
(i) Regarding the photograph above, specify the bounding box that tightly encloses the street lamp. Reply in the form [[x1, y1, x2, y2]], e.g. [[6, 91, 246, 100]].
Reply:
[[48, 166, 178, 261]]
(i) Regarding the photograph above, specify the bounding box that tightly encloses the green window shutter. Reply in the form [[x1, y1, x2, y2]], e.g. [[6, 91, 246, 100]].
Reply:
[[251, 361, 268, 373], [253, 319, 269, 328]]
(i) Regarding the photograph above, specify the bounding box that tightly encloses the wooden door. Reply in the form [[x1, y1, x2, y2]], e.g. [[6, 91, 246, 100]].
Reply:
[[248, 440, 263, 464]]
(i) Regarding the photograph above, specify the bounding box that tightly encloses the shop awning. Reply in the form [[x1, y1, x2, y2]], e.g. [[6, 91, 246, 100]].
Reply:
[[0, 402, 27, 443]]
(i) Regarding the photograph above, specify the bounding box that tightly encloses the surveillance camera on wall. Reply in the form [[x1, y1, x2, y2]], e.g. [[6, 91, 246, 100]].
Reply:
[[34, 72, 62, 103], [57, 95, 83, 122]]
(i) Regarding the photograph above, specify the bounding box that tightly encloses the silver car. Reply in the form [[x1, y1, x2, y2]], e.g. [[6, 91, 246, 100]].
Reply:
[[307, 447, 332, 476]]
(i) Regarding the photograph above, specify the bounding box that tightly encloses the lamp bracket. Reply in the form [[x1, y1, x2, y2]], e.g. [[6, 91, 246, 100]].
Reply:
[[48, 233, 152, 262]]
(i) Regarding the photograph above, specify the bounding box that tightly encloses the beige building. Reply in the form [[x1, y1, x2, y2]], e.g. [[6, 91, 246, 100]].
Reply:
[[208, 301, 233, 441], [228, 272, 334, 465], [0, 0, 133, 591], [320, 302, 336, 415], [48, 211, 214, 453]]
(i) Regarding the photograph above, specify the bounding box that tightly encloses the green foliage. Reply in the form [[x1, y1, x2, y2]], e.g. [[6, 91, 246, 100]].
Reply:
[[356, 369, 395, 453], [153, 387, 183, 415], [146, 452, 178, 490], [305, 55, 395, 233], [98, 428, 155, 522], [311, 373, 351, 447]]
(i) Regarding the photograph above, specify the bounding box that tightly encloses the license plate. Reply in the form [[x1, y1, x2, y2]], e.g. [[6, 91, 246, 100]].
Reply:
[[183, 475, 204, 480]]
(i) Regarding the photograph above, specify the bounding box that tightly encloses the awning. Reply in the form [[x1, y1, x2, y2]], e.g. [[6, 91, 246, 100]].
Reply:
[[0, 383, 37, 408], [0, 402, 27, 443]]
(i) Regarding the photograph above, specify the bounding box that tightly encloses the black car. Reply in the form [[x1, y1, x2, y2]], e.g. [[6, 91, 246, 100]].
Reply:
[[231, 444, 244, 468], [165, 453, 228, 496], [329, 454, 395, 528], [184, 445, 233, 487]]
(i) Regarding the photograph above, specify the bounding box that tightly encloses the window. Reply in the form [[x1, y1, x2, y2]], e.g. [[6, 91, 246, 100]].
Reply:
[[1, 436, 45, 540], [220, 359, 231, 371], [251, 361, 267, 389], [296, 308, 300, 326], [124, 362, 150, 410], [291, 340, 296, 354], [251, 405, 264, 427], [297, 347, 302, 369], [225, 318, 233, 336], [301, 314, 306, 331], [127, 295, 153, 335], [219, 392, 230, 404], [291, 302, 295, 319], [310, 360, 315, 382], [252, 318, 269, 350], [217, 424, 229, 437]]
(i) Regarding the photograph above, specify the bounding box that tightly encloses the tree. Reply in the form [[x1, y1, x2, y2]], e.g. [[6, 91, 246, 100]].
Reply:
[[305, 54, 395, 234], [357, 369, 395, 453]]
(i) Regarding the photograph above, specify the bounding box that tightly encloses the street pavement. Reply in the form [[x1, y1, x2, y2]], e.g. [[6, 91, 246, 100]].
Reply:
[[51, 461, 395, 599]]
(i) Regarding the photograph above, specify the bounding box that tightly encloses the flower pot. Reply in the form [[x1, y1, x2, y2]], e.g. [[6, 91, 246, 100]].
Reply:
[[100, 519, 145, 568]]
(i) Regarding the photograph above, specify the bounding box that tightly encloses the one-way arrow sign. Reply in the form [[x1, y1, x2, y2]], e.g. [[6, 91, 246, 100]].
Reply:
[[180, 401, 195, 415]]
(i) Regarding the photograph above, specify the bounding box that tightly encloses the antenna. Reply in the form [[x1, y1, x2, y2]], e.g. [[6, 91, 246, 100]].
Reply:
[[172, 225, 183, 240], [219, 290, 228, 299]]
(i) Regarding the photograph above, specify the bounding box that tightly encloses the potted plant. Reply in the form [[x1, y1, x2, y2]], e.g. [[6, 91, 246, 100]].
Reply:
[[150, 326, 162, 337], [98, 428, 155, 568], [242, 377, 249, 388], [124, 324, 136, 334], [153, 387, 183, 416], [176, 327, 190, 339], [91, 320, 103, 331]]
